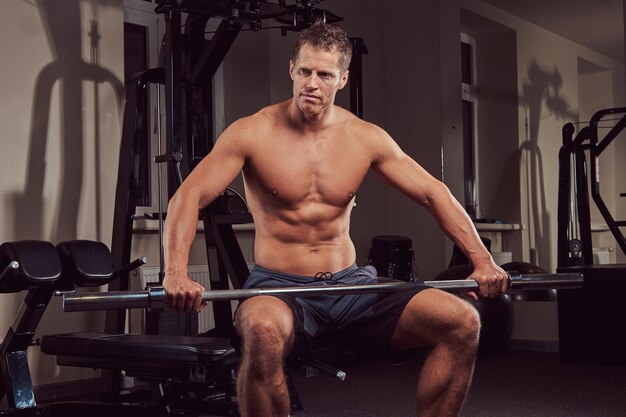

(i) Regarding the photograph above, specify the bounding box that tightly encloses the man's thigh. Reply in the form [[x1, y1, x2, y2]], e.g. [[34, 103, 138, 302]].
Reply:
[[334, 286, 426, 357]]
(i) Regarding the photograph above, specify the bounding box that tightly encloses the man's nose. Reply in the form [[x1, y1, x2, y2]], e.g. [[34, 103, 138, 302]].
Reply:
[[305, 73, 319, 89]]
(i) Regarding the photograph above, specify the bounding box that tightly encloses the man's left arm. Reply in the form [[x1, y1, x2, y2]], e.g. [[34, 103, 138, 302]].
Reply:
[[369, 127, 508, 298], [410, 172, 508, 299]]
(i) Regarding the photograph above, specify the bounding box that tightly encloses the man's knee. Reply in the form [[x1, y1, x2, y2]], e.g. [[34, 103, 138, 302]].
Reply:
[[448, 301, 481, 349], [394, 290, 481, 351], [235, 297, 295, 364]]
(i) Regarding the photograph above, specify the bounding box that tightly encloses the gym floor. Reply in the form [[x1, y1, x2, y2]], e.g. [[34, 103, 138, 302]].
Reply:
[[19, 348, 625, 416], [287, 349, 626, 417]]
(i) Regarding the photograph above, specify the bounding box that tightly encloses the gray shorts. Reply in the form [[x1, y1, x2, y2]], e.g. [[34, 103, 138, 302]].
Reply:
[[239, 264, 425, 357]]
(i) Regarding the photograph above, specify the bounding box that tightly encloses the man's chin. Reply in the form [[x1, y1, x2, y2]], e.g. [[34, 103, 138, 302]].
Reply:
[[298, 101, 325, 116]]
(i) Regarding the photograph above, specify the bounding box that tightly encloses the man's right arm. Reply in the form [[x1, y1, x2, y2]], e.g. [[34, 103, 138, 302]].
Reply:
[[163, 119, 253, 312]]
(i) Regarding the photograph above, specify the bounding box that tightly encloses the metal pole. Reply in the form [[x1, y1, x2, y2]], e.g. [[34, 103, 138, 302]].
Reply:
[[63, 273, 583, 312], [156, 84, 165, 282]]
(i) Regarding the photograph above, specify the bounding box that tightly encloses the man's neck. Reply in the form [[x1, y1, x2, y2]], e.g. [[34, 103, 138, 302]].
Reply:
[[288, 99, 334, 131]]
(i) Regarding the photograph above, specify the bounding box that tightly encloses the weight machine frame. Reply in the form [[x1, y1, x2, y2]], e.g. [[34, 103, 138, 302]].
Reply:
[[107, 0, 367, 394]]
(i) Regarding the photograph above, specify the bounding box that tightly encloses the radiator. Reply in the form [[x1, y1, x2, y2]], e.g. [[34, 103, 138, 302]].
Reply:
[[137, 264, 254, 334]]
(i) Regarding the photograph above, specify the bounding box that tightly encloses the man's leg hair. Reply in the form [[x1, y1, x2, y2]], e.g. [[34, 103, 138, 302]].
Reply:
[[236, 296, 295, 417], [391, 289, 481, 417]]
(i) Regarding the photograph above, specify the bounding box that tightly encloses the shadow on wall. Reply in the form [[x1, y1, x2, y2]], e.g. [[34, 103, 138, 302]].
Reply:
[[12, 0, 123, 243], [519, 59, 576, 269]]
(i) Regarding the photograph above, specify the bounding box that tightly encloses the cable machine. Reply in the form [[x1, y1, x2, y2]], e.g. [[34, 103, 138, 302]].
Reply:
[[557, 107, 626, 267]]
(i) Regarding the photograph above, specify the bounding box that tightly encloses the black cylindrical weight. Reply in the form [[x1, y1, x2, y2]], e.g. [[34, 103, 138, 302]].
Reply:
[[367, 235, 415, 281]]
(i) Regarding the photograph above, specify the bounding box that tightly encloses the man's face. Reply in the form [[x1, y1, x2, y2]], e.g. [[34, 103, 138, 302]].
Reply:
[[289, 43, 349, 117]]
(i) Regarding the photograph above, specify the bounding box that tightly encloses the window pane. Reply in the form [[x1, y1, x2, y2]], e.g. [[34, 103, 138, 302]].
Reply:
[[461, 41, 472, 85], [462, 99, 476, 218], [123, 22, 151, 207]]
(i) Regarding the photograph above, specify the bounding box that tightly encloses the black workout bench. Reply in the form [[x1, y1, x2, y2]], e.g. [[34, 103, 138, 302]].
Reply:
[[0, 240, 240, 417]]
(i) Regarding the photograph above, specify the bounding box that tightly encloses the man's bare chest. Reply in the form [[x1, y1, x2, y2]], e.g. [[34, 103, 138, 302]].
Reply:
[[244, 135, 371, 207]]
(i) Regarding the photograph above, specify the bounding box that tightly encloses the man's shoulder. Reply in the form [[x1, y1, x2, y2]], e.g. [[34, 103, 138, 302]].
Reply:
[[217, 103, 288, 155], [232, 102, 286, 131], [338, 109, 388, 140]]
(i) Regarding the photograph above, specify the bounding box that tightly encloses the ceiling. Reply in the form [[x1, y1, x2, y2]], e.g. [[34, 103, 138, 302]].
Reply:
[[482, 0, 624, 63]]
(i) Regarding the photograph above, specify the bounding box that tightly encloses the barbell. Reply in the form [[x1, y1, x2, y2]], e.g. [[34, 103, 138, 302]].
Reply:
[[62, 272, 583, 312]]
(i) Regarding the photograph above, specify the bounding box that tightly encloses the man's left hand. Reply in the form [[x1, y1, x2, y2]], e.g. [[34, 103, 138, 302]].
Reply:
[[467, 260, 509, 300]]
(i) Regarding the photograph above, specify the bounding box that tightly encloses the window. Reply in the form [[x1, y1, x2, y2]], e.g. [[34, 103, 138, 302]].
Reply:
[[461, 33, 479, 219]]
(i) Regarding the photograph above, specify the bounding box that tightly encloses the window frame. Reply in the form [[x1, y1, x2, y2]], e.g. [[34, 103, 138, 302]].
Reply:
[[461, 32, 480, 219]]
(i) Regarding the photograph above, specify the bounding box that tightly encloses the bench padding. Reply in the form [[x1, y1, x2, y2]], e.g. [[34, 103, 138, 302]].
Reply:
[[56, 240, 114, 286], [0, 241, 61, 292], [41, 332, 236, 364]]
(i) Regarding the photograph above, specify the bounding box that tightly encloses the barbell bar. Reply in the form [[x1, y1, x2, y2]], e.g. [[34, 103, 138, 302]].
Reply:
[[62, 272, 583, 312]]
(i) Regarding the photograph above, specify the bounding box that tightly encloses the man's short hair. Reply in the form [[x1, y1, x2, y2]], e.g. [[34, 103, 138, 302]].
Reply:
[[291, 21, 353, 73]]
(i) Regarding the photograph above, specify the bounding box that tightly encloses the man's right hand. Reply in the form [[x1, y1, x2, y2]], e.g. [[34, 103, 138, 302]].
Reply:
[[162, 272, 206, 312]]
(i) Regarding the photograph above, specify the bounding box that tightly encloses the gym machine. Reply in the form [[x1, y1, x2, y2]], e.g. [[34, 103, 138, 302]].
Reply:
[[0, 239, 242, 416], [0, 241, 175, 416], [557, 107, 626, 365], [557, 107, 626, 266]]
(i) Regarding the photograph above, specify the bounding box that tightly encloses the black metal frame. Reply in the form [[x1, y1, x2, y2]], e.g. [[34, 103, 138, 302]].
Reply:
[[557, 107, 626, 267], [107, 0, 367, 391], [0, 288, 54, 410]]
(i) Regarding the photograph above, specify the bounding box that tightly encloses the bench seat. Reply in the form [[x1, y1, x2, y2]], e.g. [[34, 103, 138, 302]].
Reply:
[[41, 332, 238, 367]]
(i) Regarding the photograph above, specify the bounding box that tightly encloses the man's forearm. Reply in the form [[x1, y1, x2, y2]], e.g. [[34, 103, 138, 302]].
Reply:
[[163, 191, 202, 275]]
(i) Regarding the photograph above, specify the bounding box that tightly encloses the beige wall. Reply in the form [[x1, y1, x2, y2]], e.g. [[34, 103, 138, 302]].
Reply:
[[1, 0, 124, 385]]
